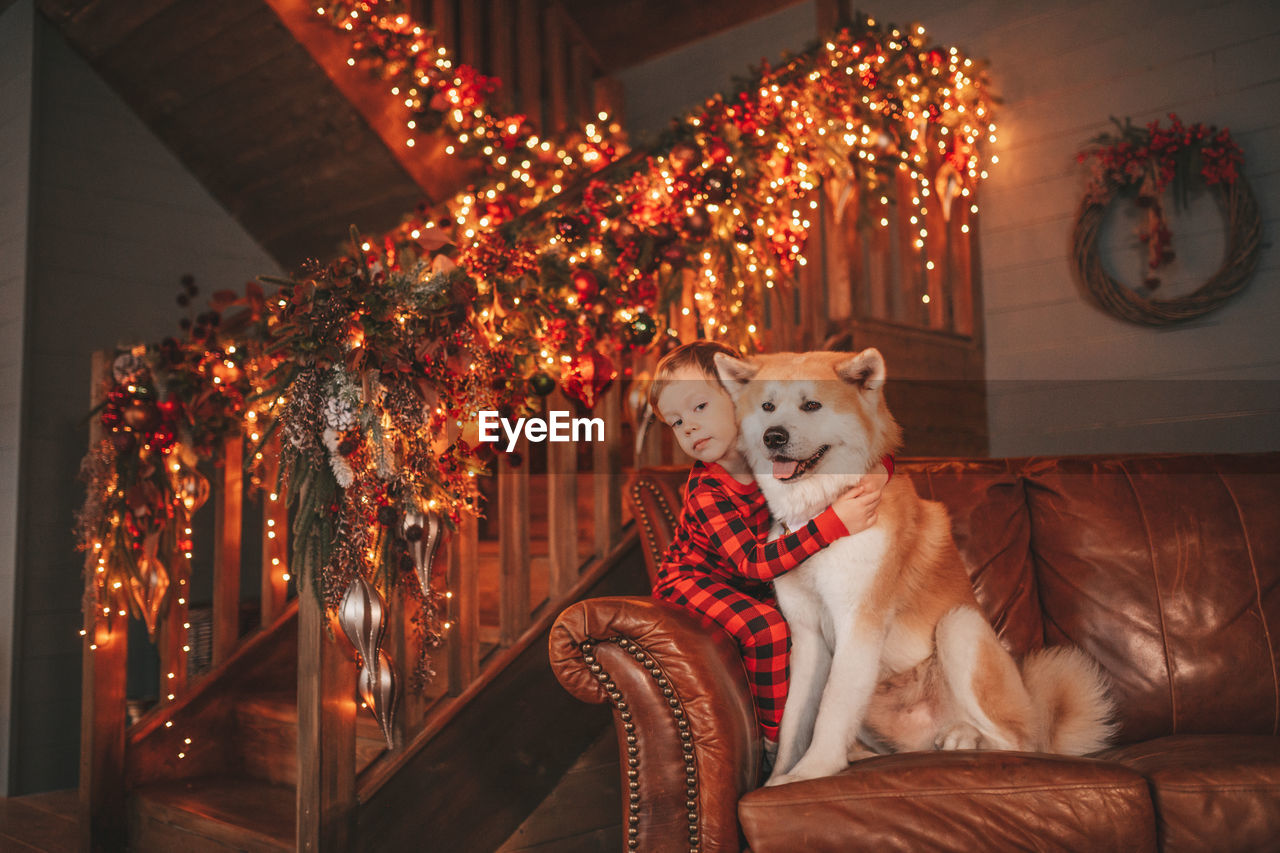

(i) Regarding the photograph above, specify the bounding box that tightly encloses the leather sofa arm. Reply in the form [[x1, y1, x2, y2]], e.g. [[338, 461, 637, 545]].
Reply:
[[550, 596, 760, 853]]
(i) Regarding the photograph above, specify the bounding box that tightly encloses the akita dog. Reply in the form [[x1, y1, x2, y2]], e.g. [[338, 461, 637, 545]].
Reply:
[[715, 348, 1116, 785]]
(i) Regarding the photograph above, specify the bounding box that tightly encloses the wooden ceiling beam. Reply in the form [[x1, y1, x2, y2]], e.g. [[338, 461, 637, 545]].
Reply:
[[35, 0, 463, 269], [262, 0, 480, 205]]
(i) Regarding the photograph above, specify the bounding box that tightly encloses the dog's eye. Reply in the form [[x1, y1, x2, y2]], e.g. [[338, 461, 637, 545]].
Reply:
[[761, 401, 775, 412], [801, 400, 822, 412]]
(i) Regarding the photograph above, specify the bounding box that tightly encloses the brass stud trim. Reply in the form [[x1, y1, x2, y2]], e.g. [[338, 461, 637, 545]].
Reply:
[[579, 634, 700, 853]]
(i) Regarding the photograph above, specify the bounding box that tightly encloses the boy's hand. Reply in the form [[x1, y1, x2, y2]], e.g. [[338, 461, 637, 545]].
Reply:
[[831, 466, 891, 535]]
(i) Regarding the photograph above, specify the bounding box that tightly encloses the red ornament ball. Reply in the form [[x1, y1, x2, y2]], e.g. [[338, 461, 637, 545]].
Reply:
[[571, 268, 600, 300], [561, 350, 616, 411]]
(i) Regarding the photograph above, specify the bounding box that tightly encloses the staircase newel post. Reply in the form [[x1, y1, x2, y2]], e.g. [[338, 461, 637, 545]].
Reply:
[[79, 350, 128, 852], [297, 583, 357, 851]]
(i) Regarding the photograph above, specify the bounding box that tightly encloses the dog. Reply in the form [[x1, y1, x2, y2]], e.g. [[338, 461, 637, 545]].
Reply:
[[714, 348, 1116, 785]]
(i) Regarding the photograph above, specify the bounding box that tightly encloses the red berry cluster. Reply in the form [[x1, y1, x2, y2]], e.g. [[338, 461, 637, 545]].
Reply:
[[1081, 113, 1243, 197]]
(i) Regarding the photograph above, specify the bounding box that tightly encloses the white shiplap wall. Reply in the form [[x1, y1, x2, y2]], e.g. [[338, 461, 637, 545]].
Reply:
[[618, 0, 1279, 454], [0, 0, 34, 799], [8, 17, 280, 793]]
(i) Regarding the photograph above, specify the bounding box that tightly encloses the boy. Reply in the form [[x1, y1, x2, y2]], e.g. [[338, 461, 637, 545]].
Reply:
[[649, 341, 891, 745]]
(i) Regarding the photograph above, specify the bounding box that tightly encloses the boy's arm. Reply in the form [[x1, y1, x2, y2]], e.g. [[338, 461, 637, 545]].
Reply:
[[690, 487, 847, 582]]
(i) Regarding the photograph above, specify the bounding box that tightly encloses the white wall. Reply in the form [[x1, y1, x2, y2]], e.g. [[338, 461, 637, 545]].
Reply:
[[0, 0, 34, 799], [7, 15, 280, 793], [616, 0, 1279, 455]]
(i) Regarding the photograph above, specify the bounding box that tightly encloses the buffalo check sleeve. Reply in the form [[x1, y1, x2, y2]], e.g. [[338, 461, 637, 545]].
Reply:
[[689, 485, 847, 582]]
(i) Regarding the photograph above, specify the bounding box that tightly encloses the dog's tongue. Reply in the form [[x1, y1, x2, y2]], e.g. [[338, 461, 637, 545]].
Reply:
[[772, 459, 799, 480]]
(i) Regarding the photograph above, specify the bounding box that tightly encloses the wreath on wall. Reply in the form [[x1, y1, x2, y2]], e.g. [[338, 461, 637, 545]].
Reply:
[[1071, 114, 1262, 326]]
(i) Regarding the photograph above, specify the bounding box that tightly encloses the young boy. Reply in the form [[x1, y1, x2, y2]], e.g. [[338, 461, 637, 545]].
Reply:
[[648, 341, 891, 745]]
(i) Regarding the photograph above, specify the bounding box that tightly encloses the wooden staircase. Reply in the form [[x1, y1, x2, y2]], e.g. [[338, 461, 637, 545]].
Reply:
[[87, 457, 650, 852]]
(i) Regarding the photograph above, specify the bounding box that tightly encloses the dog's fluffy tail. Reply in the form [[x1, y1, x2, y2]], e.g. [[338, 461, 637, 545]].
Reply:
[[1021, 646, 1118, 755]]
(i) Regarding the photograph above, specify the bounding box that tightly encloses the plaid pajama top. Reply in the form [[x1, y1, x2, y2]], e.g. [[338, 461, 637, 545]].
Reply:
[[651, 461, 849, 596]]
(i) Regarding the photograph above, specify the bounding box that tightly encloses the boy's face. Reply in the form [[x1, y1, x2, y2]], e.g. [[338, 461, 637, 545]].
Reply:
[[655, 366, 740, 464]]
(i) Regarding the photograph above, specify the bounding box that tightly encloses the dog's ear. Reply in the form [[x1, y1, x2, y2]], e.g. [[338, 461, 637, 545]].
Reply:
[[714, 353, 759, 399], [835, 348, 886, 391]]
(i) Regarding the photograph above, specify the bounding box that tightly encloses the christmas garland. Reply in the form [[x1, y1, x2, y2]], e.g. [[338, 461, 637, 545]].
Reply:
[[77, 6, 999, 691], [1072, 114, 1261, 325]]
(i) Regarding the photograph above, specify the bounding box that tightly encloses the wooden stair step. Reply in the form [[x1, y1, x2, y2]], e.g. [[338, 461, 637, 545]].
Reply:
[[129, 776, 293, 853], [236, 691, 386, 785]]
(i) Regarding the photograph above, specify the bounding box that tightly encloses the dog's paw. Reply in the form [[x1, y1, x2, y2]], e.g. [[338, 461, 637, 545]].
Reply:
[[935, 722, 984, 751]]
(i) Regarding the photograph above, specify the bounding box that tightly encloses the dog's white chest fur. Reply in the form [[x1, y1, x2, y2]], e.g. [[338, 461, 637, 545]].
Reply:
[[773, 524, 888, 646]]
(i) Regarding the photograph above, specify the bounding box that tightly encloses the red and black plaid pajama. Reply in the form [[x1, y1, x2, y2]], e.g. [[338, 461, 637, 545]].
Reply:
[[660, 574, 792, 738], [652, 462, 850, 740]]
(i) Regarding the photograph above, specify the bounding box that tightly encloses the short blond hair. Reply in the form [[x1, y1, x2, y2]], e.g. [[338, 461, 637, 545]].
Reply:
[[648, 340, 740, 422]]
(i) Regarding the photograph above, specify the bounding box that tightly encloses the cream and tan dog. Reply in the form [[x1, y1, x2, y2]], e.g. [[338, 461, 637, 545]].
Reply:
[[715, 348, 1116, 785]]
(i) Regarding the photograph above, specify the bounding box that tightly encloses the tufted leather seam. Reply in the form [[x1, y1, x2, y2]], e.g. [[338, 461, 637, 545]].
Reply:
[[1121, 463, 1179, 732], [631, 478, 681, 585], [1154, 783, 1280, 793], [579, 635, 702, 852], [743, 779, 1152, 806], [629, 482, 661, 587], [1217, 467, 1280, 736]]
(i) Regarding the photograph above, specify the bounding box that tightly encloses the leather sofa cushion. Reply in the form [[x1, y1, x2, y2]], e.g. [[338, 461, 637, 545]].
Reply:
[[1100, 734, 1280, 853], [1024, 454, 1280, 743], [738, 751, 1156, 853], [900, 458, 1042, 657]]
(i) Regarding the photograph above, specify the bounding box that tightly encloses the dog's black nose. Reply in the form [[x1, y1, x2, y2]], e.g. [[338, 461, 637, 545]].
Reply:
[[763, 426, 789, 448]]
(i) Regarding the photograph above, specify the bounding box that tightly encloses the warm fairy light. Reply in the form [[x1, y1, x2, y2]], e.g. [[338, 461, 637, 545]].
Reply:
[[76, 9, 995, 704]]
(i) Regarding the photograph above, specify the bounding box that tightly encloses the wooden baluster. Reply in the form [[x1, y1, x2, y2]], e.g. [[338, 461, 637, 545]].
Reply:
[[951, 192, 977, 338], [458, 0, 483, 69], [297, 594, 356, 851], [632, 348, 662, 469], [570, 42, 593, 125], [895, 170, 919, 324], [158, 550, 189, 702], [389, 576, 426, 741], [546, 391, 578, 597], [593, 381, 622, 558], [430, 0, 456, 48], [80, 351, 127, 852], [923, 160, 946, 330], [556, 0, 606, 124], [543, 4, 568, 133], [515, 0, 543, 129], [260, 438, 290, 625], [489, 0, 514, 113], [824, 182, 856, 325], [593, 76, 624, 122], [498, 438, 531, 646], [870, 200, 892, 321], [211, 435, 243, 665], [446, 506, 480, 694], [815, 0, 845, 34], [446, 412, 480, 694], [796, 190, 826, 348]]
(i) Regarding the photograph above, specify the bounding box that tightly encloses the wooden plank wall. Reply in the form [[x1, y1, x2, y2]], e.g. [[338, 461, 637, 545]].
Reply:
[[881, 0, 1280, 456], [0, 0, 35, 800]]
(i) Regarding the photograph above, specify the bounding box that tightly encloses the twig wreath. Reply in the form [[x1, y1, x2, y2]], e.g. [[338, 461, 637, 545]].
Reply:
[[1072, 114, 1262, 326]]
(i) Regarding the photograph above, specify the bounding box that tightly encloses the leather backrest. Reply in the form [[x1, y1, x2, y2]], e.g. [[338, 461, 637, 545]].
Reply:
[[625, 466, 690, 587], [898, 458, 1043, 657], [1023, 453, 1280, 743]]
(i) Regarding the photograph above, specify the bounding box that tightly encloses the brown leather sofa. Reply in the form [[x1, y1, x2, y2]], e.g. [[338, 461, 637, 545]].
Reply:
[[550, 454, 1280, 852]]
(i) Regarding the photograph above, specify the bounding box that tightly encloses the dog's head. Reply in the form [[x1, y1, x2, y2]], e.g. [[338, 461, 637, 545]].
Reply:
[[715, 349, 902, 515]]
